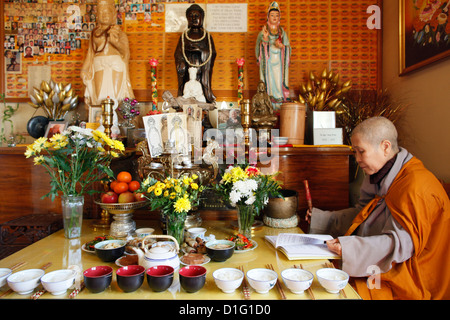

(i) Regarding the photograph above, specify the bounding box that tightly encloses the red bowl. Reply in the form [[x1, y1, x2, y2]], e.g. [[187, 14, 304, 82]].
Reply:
[[116, 265, 145, 277], [179, 265, 207, 277], [146, 265, 174, 292], [179, 265, 206, 293], [83, 266, 113, 293], [147, 265, 174, 277], [116, 265, 145, 293], [83, 266, 113, 277]]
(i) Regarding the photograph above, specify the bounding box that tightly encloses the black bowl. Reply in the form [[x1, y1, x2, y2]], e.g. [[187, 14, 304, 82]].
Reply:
[[116, 265, 145, 293], [83, 266, 113, 293], [146, 265, 174, 292], [205, 240, 235, 262], [179, 265, 206, 293], [94, 240, 126, 262]]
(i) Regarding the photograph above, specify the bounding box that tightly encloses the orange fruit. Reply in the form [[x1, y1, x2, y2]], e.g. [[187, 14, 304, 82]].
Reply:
[[117, 171, 132, 183], [109, 180, 119, 191], [128, 180, 140, 192], [113, 181, 129, 194]]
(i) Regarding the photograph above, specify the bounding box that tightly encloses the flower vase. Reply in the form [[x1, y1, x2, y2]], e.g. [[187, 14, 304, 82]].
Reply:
[[236, 204, 255, 240], [61, 195, 84, 239], [164, 211, 186, 247]]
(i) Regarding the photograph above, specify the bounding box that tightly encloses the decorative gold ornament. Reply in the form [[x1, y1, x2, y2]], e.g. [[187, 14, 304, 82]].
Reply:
[[298, 69, 351, 111], [28, 80, 78, 120]]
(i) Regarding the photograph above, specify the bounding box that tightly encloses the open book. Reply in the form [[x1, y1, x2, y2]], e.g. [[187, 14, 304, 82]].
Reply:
[[265, 233, 340, 260]]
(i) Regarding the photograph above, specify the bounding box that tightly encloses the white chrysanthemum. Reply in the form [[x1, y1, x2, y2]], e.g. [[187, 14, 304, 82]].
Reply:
[[245, 195, 256, 205], [229, 189, 242, 205]]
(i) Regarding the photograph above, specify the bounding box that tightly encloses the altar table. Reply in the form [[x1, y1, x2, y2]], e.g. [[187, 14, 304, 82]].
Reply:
[[0, 219, 361, 301]]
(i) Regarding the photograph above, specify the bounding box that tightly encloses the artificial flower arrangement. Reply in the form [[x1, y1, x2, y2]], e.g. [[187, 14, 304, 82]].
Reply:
[[139, 174, 205, 244], [214, 164, 282, 239], [24, 126, 125, 200]]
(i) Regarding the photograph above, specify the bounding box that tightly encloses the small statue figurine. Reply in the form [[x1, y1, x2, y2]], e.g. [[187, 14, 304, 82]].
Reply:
[[161, 90, 216, 112], [255, 1, 291, 103], [81, 0, 134, 136], [251, 81, 277, 129], [183, 67, 206, 102], [175, 4, 216, 104]]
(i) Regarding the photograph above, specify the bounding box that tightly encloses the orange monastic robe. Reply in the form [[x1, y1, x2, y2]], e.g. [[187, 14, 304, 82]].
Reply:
[[347, 157, 450, 299]]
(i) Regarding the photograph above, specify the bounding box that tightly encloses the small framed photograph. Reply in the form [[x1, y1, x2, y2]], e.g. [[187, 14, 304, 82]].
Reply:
[[88, 105, 103, 124], [45, 121, 68, 139]]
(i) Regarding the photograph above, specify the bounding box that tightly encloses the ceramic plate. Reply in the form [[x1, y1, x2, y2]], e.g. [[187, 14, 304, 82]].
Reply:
[[234, 240, 258, 253], [82, 243, 96, 254], [180, 255, 210, 266]]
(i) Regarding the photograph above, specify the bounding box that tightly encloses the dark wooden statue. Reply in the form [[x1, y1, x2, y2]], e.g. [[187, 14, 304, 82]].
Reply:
[[175, 4, 216, 104]]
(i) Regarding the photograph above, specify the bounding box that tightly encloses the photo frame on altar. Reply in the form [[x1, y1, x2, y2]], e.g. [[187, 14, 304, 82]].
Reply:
[[88, 105, 102, 124], [167, 113, 189, 155], [143, 114, 164, 158], [399, 0, 450, 75], [183, 104, 203, 160], [218, 109, 242, 130], [44, 121, 68, 139]]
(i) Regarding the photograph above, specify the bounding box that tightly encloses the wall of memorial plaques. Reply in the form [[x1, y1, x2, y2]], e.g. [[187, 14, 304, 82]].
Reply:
[[2, 0, 381, 101]]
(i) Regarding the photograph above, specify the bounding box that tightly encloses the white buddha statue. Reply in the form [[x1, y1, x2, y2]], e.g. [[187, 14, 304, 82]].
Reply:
[[182, 67, 206, 103]]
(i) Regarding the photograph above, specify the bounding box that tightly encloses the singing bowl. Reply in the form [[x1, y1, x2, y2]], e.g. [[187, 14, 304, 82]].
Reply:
[[263, 189, 298, 219]]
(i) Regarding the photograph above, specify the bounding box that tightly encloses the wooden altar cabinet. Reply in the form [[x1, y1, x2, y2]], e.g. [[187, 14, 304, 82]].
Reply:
[[0, 145, 353, 223]]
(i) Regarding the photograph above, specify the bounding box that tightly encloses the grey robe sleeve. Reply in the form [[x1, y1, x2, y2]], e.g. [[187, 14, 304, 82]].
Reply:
[[309, 207, 359, 238], [339, 211, 414, 277]]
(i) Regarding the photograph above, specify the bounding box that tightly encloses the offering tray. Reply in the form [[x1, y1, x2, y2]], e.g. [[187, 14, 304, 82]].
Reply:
[[94, 200, 149, 238]]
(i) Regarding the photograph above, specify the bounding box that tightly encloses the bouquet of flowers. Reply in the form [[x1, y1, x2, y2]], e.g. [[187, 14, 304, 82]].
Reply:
[[215, 164, 282, 238], [140, 174, 204, 244], [24, 126, 124, 200], [24, 126, 125, 238]]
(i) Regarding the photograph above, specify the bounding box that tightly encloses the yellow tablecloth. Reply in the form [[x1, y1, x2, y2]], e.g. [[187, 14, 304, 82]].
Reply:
[[0, 219, 361, 300]]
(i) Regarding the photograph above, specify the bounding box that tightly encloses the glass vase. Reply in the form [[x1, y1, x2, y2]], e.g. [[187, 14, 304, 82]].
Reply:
[[236, 204, 255, 240], [61, 195, 84, 239], [164, 210, 186, 247]]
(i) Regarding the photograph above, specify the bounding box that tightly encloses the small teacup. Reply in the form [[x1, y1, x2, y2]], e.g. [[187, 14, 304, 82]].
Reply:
[[187, 227, 207, 240], [135, 228, 155, 238]]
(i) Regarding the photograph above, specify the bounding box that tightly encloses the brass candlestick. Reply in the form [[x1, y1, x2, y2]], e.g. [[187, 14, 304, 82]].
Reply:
[[101, 97, 114, 137], [241, 99, 251, 155]]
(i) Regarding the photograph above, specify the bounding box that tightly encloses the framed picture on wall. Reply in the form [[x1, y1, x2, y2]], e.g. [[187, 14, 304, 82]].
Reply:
[[44, 121, 68, 139], [88, 105, 103, 124], [399, 0, 450, 75]]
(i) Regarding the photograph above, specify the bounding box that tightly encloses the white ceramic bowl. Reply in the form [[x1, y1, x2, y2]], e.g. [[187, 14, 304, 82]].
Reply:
[[135, 228, 155, 238], [7, 269, 45, 295], [273, 137, 289, 145], [246, 268, 278, 294], [316, 268, 349, 294], [41, 269, 76, 295], [213, 268, 244, 294], [281, 268, 314, 294], [187, 227, 207, 240], [0, 268, 12, 287]]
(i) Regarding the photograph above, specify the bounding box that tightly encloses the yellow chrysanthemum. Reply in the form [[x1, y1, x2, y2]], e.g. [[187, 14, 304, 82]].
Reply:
[[169, 192, 176, 199], [32, 137, 48, 153], [113, 139, 125, 151], [147, 185, 155, 193], [24, 145, 36, 158], [192, 174, 198, 180], [33, 155, 45, 165], [163, 190, 169, 197], [190, 183, 198, 190], [154, 187, 162, 196], [174, 185, 182, 194], [174, 197, 191, 213]]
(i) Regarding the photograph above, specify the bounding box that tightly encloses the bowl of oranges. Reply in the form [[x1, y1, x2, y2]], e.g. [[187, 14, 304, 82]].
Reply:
[[95, 171, 148, 214]]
